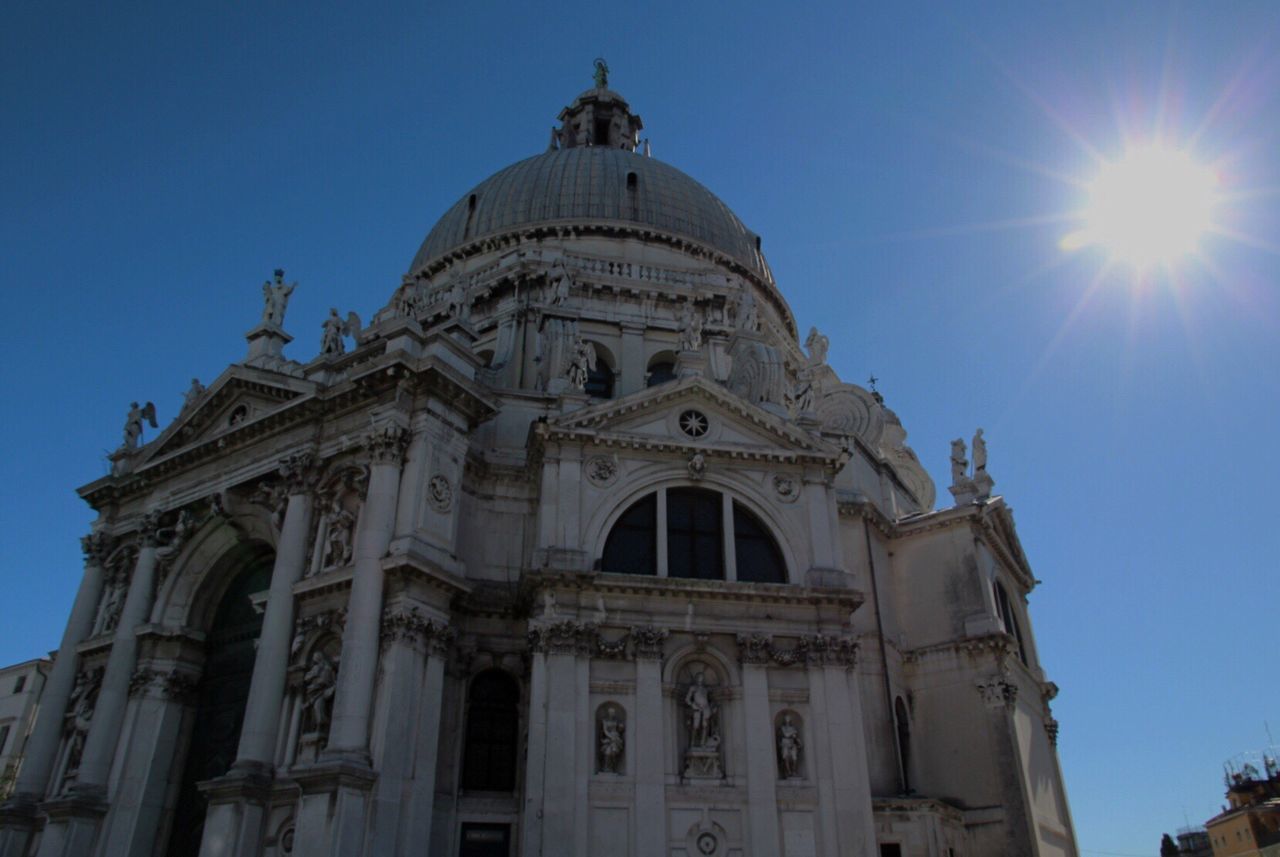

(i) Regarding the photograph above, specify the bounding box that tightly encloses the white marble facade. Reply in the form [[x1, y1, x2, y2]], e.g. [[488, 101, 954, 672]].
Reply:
[[0, 71, 1077, 857]]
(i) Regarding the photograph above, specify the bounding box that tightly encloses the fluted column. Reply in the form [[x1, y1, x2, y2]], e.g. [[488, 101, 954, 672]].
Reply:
[[0, 535, 110, 855], [74, 515, 163, 793], [632, 626, 668, 857], [326, 423, 408, 759], [18, 535, 110, 798], [234, 452, 318, 768]]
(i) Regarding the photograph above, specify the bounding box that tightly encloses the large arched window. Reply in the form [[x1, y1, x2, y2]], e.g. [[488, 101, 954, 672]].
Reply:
[[600, 488, 787, 583], [462, 670, 519, 792]]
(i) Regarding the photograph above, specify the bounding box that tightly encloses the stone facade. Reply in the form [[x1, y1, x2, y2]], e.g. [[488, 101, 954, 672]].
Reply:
[[0, 72, 1077, 857], [0, 660, 51, 801]]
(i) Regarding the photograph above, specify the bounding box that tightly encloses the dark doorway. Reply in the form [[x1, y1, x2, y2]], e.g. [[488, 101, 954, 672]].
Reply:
[[164, 559, 270, 857], [459, 823, 511, 857]]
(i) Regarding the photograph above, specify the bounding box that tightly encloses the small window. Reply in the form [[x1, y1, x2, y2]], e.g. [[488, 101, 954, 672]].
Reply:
[[14, 675, 26, 693], [594, 118, 610, 146], [994, 581, 1028, 665], [461, 670, 519, 792], [602, 494, 656, 575], [667, 488, 723, 580], [880, 845, 902, 857], [626, 171, 638, 191]]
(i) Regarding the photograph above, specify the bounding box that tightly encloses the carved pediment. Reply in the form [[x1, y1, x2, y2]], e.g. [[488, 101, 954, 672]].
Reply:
[[980, 500, 1034, 589], [543, 376, 842, 463], [144, 367, 316, 460]]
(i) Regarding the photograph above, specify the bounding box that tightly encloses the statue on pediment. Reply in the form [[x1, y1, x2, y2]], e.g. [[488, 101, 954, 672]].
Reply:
[[122, 401, 157, 451], [261, 269, 295, 328]]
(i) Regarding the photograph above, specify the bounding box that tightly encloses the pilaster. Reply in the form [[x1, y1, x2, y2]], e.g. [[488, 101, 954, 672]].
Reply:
[[632, 626, 668, 857]]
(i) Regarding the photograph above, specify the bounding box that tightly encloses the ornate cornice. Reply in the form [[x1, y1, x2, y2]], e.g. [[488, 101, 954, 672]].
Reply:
[[902, 633, 1015, 666], [735, 632, 857, 669]]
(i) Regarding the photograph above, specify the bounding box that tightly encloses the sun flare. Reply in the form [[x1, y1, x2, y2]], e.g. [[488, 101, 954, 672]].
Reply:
[[1062, 146, 1219, 268]]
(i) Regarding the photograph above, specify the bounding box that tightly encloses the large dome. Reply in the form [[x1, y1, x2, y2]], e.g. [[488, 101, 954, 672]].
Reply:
[[410, 146, 769, 279]]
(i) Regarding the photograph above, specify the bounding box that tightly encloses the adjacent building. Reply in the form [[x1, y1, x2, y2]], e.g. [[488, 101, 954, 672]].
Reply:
[[0, 68, 1077, 857], [0, 660, 51, 801], [1205, 757, 1280, 857]]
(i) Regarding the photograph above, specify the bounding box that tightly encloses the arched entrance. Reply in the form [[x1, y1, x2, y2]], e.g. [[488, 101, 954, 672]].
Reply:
[[164, 557, 271, 856]]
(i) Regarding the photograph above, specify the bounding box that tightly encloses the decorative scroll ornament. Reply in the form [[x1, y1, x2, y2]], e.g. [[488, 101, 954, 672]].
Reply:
[[800, 634, 858, 669], [366, 423, 410, 464], [427, 474, 454, 512], [976, 674, 1019, 709]]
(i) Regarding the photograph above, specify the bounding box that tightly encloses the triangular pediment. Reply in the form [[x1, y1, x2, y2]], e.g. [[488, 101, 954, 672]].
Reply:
[[980, 500, 1035, 587], [545, 376, 841, 461], [145, 366, 316, 460]]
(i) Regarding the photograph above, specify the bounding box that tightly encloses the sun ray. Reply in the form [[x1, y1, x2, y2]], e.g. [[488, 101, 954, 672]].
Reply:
[[1206, 225, 1280, 257], [874, 211, 1081, 243]]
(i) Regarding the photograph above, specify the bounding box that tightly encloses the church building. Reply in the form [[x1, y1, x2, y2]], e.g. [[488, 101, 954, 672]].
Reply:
[[0, 66, 1077, 857]]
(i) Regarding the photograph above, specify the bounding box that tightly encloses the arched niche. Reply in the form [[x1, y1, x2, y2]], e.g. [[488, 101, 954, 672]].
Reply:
[[155, 509, 274, 629]]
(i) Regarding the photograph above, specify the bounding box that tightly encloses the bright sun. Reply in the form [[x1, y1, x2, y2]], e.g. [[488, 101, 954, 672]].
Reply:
[[1063, 146, 1219, 268]]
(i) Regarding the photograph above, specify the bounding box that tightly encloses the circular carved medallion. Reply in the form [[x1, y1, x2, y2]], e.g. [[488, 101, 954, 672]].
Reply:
[[586, 455, 618, 487], [427, 474, 453, 512], [696, 832, 718, 855], [773, 474, 799, 503]]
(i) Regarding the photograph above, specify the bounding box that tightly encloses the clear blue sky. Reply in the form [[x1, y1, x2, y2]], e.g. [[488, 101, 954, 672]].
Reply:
[[2, 3, 1277, 854]]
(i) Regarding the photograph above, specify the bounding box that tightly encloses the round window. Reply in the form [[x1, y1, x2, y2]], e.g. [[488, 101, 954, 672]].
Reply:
[[678, 409, 709, 438]]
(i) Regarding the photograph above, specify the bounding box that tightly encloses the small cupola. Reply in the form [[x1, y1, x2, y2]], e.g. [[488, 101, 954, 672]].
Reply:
[[549, 59, 644, 151]]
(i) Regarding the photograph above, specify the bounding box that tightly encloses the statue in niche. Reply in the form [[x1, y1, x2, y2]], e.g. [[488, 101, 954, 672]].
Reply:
[[804, 326, 829, 365], [777, 713, 802, 779], [121, 401, 157, 451], [679, 302, 704, 351], [567, 336, 597, 391], [950, 438, 968, 485], [598, 705, 625, 773], [62, 672, 97, 779], [261, 269, 296, 328], [685, 672, 716, 748], [547, 259, 573, 305], [322, 498, 356, 570], [971, 428, 987, 473], [302, 650, 338, 741], [788, 365, 816, 415], [94, 577, 124, 635]]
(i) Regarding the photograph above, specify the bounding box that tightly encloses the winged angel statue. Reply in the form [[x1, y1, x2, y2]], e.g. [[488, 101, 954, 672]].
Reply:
[[321, 308, 362, 356], [122, 401, 158, 450]]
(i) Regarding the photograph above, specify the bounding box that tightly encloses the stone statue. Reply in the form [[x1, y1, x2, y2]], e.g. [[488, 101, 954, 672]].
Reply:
[[445, 274, 469, 322], [972, 428, 987, 473], [789, 365, 816, 415], [687, 452, 706, 480], [321, 309, 362, 356], [63, 672, 96, 777], [547, 259, 573, 305], [322, 500, 356, 570], [95, 579, 124, 635], [593, 57, 609, 89], [685, 672, 716, 748], [679, 302, 704, 352], [950, 438, 968, 485], [122, 401, 158, 450], [777, 713, 802, 779], [302, 651, 338, 738], [567, 337, 597, 391], [804, 327, 829, 365], [181, 378, 205, 412], [391, 277, 420, 318], [261, 269, 296, 327], [598, 705, 625, 773], [732, 287, 759, 332]]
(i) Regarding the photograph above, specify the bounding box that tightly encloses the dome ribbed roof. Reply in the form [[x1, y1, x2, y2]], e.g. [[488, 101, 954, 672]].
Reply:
[[410, 146, 767, 278]]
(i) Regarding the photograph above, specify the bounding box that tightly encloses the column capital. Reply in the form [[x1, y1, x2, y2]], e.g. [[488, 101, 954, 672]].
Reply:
[[137, 511, 165, 547], [800, 634, 858, 670], [380, 607, 455, 656], [527, 620, 597, 656], [366, 423, 410, 465], [735, 632, 773, 666], [127, 667, 199, 703], [278, 450, 321, 495], [630, 625, 669, 660], [80, 532, 113, 565]]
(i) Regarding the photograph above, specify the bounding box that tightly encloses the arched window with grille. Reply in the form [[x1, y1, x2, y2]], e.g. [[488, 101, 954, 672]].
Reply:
[[461, 670, 519, 792], [599, 488, 788, 583]]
